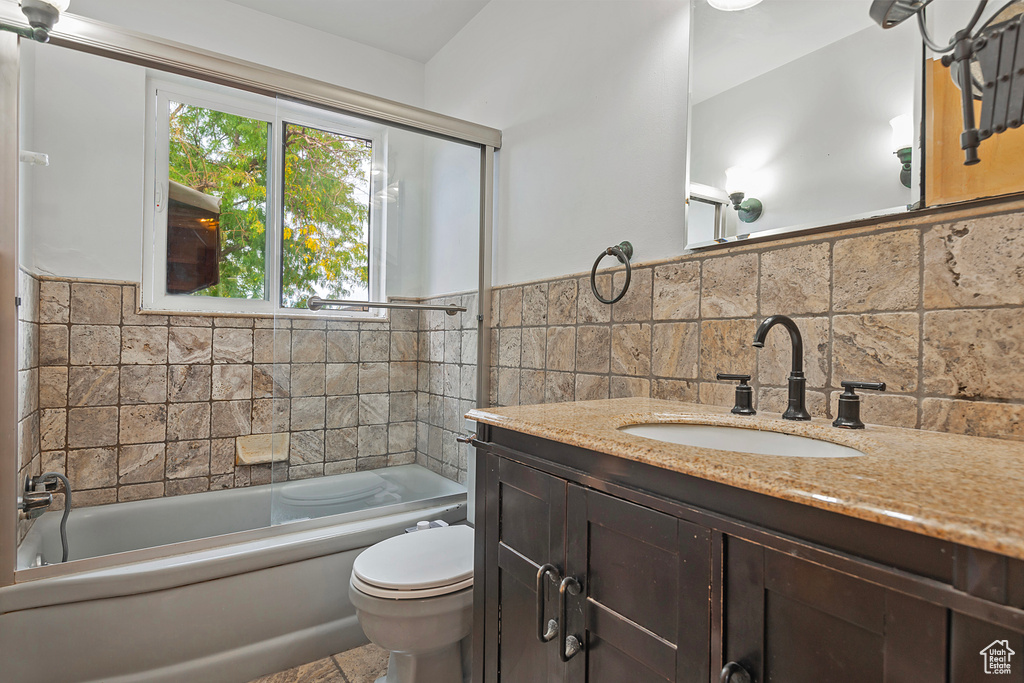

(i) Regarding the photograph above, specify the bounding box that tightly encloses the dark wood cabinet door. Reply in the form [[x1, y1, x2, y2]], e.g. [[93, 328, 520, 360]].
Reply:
[[564, 485, 711, 683], [487, 456, 568, 683], [723, 537, 947, 683]]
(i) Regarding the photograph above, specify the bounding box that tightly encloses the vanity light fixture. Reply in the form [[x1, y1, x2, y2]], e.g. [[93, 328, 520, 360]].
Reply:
[[0, 0, 70, 42], [708, 0, 764, 10], [871, 0, 1024, 165], [889, 114, 914, 188], [724, 166, 763, 223]]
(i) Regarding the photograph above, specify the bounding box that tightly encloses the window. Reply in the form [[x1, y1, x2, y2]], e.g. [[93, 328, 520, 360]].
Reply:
[[144, 79, 385, 315]]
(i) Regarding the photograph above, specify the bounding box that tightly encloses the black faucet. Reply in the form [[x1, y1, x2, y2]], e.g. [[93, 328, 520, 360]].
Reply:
[[752, 315, 811, 421]]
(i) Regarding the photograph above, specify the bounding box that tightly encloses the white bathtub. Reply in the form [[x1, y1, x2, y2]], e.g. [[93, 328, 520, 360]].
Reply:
[[0, 465, 467, 683]]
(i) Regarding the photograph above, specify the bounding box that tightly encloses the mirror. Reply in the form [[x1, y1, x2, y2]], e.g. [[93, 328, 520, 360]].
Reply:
[[686, 0, 922, 248]]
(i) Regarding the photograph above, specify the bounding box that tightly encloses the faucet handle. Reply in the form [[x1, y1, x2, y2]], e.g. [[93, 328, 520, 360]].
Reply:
[[716, 373, 756, 416], [833, 381, 886, 429]]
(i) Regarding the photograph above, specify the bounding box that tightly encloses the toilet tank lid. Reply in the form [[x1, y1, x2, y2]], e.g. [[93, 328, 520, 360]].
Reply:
[[353, 525, 474, 591]]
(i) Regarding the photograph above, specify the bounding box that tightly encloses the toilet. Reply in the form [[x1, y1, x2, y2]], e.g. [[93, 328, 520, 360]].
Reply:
[[349, 524, 474, 683]]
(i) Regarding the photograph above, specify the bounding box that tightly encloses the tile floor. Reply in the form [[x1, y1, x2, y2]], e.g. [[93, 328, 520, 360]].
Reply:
[[248, 643, 389, 683]]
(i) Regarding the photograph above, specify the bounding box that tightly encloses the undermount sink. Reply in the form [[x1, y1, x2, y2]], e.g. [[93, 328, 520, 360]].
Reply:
[[619, 423, 864, 458]]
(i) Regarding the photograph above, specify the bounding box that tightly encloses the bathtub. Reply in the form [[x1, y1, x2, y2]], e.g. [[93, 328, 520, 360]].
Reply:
[[0, 465, 467, 683]]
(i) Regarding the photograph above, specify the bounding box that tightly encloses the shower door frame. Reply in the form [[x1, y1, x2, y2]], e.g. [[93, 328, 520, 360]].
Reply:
[[0, 6, 499, 588]]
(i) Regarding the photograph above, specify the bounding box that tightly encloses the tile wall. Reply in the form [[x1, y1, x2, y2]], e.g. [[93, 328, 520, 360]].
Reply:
[[488, 205, 1024, 442], [16, 270, 41, 541]]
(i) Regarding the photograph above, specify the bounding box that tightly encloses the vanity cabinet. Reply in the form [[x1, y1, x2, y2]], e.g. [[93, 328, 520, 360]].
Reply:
[[473, 425, 1024, 683]]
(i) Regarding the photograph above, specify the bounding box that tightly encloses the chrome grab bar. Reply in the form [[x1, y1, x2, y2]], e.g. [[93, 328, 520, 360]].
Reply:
[[306, 296, 466, 316]]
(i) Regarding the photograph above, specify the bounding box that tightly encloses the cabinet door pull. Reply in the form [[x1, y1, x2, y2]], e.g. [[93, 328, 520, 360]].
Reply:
[[720, 662, 752, 683], [535, 563, 560, 643], [558, 576, 583, 662]]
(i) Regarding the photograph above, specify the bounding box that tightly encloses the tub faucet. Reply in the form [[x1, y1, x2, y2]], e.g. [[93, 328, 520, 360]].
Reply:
[[752, 315, 811, 421]]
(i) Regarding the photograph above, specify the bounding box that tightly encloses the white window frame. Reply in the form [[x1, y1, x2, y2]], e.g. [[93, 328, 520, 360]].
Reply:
[[143, 76, 387, 317]]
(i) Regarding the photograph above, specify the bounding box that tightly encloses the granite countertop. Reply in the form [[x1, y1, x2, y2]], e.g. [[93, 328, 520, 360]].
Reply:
[[467, 398, 1024, 560]]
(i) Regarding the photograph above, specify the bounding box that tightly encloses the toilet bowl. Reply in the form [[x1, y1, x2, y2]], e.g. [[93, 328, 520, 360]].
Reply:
[[349, 524, 474, 683]]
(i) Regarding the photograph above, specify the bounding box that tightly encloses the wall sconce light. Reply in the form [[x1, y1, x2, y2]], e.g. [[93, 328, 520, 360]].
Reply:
[[708, 0, 765, 11], [889, 113, 913, 188], [0, 0, 70, 43], [724, 166, 763, 223]]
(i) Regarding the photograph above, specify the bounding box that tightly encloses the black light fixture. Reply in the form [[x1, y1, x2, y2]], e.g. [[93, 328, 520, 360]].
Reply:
[[871, 0, 1024, 166], [0, 0, 70, 43], [724, 166, 763, 223]]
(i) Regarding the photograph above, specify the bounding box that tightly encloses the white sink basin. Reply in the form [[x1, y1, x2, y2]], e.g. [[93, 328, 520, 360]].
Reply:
[[619, 423, 864, 458]]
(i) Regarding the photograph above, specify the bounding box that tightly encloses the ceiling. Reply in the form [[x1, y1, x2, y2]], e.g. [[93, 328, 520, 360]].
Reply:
[[223, 0, 490, 63]]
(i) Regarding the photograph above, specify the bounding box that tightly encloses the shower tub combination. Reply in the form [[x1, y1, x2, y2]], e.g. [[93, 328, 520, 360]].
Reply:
[[0, 465, 467, 683]]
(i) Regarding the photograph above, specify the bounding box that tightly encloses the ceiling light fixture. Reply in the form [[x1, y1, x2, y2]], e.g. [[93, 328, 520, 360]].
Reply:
[[0, 0, 70, 43], [708, 0, 764, 11]]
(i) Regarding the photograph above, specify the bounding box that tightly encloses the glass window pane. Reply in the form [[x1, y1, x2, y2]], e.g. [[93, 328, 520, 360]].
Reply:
[[280, 122, 372, 308], [167, 102, 269, 299]]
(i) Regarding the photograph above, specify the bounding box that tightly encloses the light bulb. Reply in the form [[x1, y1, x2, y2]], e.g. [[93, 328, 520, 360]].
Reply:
[[724, 166, 751, 195], [708, 0, 763, 11], [889, 114, 913, 150]]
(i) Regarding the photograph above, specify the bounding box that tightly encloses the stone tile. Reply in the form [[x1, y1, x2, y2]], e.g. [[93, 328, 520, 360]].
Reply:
[[120, 365, 167, 404], [210, 474, 234, 490], [327, 395, 359, 428], [67, 448, 117, 489], [325, 460, 356, 476], [213, 364, 253, 400], [119, 482, 165, 502], [120, 326, 168, 365], [39, 280, 70, 324], [391, 307, 419, 331], [829, 391, 917, 429], [758, 387, 829, 419], [211, 400, 252, 438], [498, 286, 523, 328], [291, 363, 326, 396], [326, 364, 358, 395], [18, 320, 36, 371], [253, 328, 290, 364], [519, 369, 546, 405], [39, 325, 69, 365], [444, 329, 461, 364], [357, 425, 388, 457], [67, 406, 118, 448], [251, 398, 290, 434], [498, 328, 522, 368], [70, 283, 121, 325], [18, 369, 37, 420], [357, 455, 388, 471], [460, 365, 477, 401], [71, 488, 117, 506], [235, 433, 289, 465], [700, 254, 758, 319], [698, 381, 736, 410], [699, 319, 757, 381], [168, 365, 212, 403], [289, 464, 323, 480], [497, 366, 520, 406], [68, 366, 119, 406], [611, 267, 653, 322], [40, 366, 68, 408], [327, 330, 359, 363], [291, 329, 326, 363], [253, 364, 289, 398], [389, 422, 416, 453], [359, 394, 390, 425], [390, 331, 418, 362], [575, 374, 610, 401], [610, 376, 650, 399], [210, 438, 236, 474], [360, 330, 390, 362], [168, 327, 213, 364], [120, 404, 167, 444], [515, 327, 544, 371], [548, 280, 578, 325], [289, 431, 325, 465], [546, 327, 576, 372], [652, 322, 699, 379], [40, 408, 66, 451], [325, 428, 358, 461], [759, 243, 830, 315], [121, 285, 166, 326], [652, 379, 699, 403], [167, 402, 211, 441], [832, 313, 919, 393], [522, 283, 549, 326], [393, 392, 418, 422], [174, 316, 213, 327], [390, 362, 418, 392], [578, 274, 612, 324], [291, 319, 325, 330], [166, 477, 209, 496], [461, 330, 477, 365], [358, 363, 389, 393], [69, 326, 120, 365], [118, 443, 165, 484], [611, 323, 651, 377], [213, 328, 253, 363], [653, 261, 700, 320], [921, 398, 1024, 441], [924, 214, 1024, 309], [758, 317, 829, 388], [833, 230, 919, 312], [923, 309, 1024, 400], [545, 371, 575, 403], [291, 396, 327, 431], [428, 330, 444, 363]]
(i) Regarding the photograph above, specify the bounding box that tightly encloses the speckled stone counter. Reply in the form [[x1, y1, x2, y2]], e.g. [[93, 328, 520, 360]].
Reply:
[[467, 398, 1024, 560]]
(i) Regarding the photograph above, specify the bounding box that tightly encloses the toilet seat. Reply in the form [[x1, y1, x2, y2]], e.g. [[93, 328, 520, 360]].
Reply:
[[352, 525, 474, 600]]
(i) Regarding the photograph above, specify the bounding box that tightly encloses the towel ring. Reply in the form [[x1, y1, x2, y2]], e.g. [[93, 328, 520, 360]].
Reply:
[[590, 241, 634, 305]]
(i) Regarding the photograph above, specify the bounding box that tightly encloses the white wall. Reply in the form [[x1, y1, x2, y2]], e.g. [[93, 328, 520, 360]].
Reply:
[[424, 0, 691, 287], [689, 27, 918, 237]]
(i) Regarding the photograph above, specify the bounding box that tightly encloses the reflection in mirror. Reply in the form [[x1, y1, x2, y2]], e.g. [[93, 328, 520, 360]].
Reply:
[[687, 0, 921, 248]]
